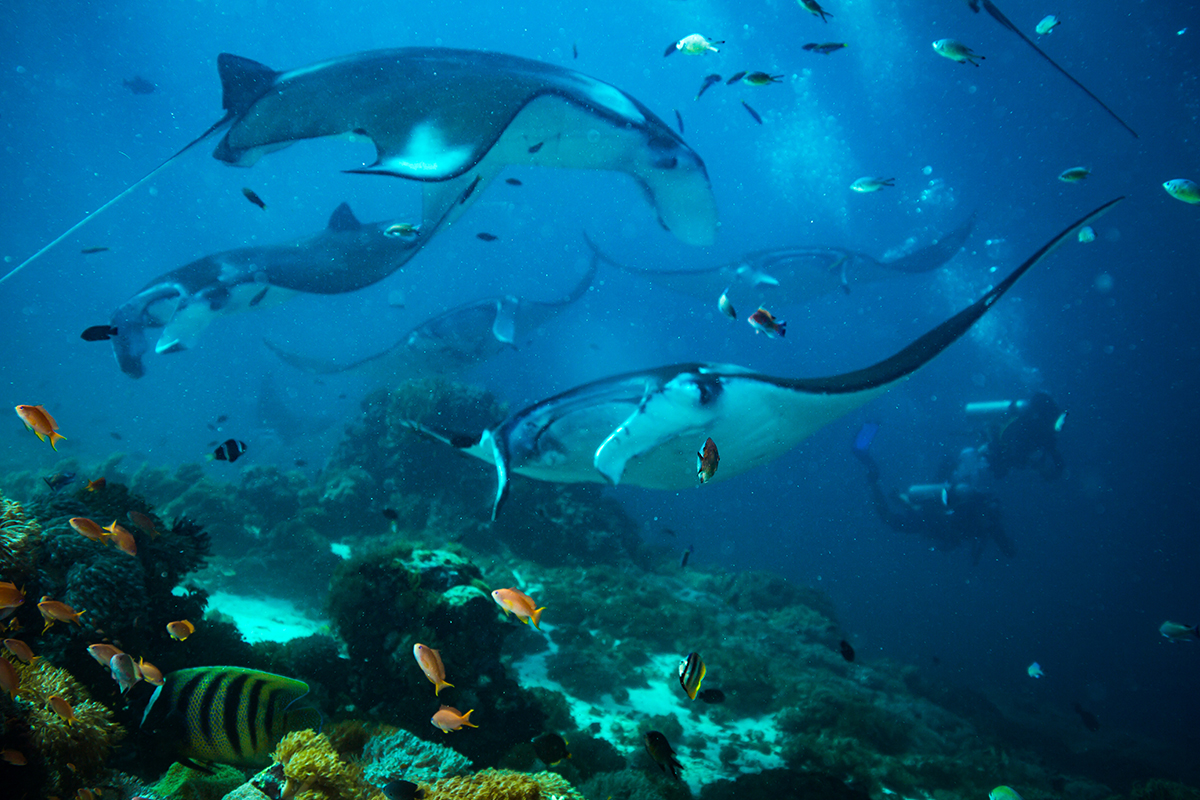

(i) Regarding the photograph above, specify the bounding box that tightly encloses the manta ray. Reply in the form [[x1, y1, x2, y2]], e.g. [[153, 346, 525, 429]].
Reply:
[[264, 251, 597, 376], [587, 214, 975, 310], [3, 48, 717, 285], [408, 199, 1120, 519], [95, 203, 419, 378]]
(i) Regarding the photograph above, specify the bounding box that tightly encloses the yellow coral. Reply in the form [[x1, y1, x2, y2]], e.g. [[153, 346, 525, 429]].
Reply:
[[7, 657, 123, 796], [0, 492, 41, 584], [426, 768, 584, 800], [273, 729, 384, 800]]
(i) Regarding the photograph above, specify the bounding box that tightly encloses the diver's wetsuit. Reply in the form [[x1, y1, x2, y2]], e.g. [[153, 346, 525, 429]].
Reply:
[[985, 392, 1065, 480], [863, 455, 1016, 564]]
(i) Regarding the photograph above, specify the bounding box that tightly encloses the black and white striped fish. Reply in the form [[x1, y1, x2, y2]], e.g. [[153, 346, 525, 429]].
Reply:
[[678, 651, 706, 700], [141, 666, 320, 766]]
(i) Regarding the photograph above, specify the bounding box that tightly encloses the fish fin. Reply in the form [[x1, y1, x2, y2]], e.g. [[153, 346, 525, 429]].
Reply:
[[420, 169, 500, 233], [594, 377, 710, 485], [532, 607, 545, 629], [481, 429, 511, 521], [48, 432, 66, 450], [216, 54, 280, 118], [326, 202, 362, 232]]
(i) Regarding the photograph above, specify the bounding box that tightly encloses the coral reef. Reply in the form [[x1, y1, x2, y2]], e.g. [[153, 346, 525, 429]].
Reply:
[[0, 491, 41, 587], [327, 541, 546, 764], [14, 483, 223, 698], [268, 729, 383, 800], [1, 656, 123, 797], [426, 767, 585, 800], [363, 727, 474, 786]]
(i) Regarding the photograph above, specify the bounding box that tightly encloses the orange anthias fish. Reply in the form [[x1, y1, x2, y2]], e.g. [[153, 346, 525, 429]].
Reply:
[[431, 705, 477, 733], [127, 510, 161, 539], [87, 643, 124, 666], [48, 693, 76, 725], [697, 437, 720, 484], [491, 588, 546, 629], [166, 620, 195, 641], [0, 581, 25, 609], [413, 643, 454, 695], [70, 517, 109, 545], [0, 655, 20, 697], [103, 522, 137, 556], [3, 638, 38, 664], [138, 658, 164, 686], [748, 307, 787, 338], [39, 598, 87, 632], [0, 748, 27, 766], [14, 404, 66, 450], [85, 478, 107, 492]]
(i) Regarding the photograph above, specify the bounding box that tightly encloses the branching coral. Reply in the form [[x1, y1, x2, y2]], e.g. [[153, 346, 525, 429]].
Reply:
[[426, 768, 585, 800], [5, 656, 123, 796]]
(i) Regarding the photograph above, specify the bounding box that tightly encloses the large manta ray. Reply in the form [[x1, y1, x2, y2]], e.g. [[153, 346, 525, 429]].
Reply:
[[95, 203, 417, 378], [588, 214, 975, 310], [409, 199, 1121, 519], [969, 0, 1137, 138], [263, 251, 597, 376], [3, 48, 717, 285]]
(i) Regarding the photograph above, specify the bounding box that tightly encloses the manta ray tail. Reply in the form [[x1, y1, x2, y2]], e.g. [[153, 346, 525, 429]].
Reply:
[[792, 197, 1123, 394], [0, 62, 255, 287], [978, 0, 1137, 138]]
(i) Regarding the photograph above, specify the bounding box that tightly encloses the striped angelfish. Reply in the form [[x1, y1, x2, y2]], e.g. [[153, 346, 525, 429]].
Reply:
[[141, 666, 321, 766], [678, 652, 706, 700]]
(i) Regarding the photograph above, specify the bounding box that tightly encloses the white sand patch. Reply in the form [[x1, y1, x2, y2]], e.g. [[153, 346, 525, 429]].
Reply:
[[205, 591, 328, 644], [511, 648, 784, 792]]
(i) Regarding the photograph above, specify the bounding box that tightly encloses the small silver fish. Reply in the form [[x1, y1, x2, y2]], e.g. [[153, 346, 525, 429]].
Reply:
[[718, 290, 737, 319]]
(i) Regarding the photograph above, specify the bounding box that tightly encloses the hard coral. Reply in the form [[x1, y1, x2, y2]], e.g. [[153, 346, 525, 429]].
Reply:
[[426, 768, 584, 800], [6, 656, 123, 796]]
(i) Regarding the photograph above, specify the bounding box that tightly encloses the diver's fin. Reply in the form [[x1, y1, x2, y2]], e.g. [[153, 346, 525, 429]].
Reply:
[[979, 0, 1137, 138]]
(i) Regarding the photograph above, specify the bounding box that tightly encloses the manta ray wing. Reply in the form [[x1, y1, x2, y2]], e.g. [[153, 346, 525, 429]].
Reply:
[[435, 198, 1122, 518], [214, 49, 718, 245], [267, 251, 597, 376], [588, 213, 975, 307]]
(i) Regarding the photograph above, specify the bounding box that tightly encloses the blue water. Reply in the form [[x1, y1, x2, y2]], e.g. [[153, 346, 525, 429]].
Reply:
[[2, 0, 1198, 770]]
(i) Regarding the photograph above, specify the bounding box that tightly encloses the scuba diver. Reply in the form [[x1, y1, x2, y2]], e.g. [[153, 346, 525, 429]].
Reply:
[[852, 393, 1065, 563], [968, 392, 1067, 481], [856, 425, 1016, 564]]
